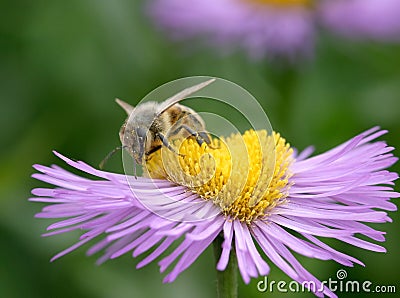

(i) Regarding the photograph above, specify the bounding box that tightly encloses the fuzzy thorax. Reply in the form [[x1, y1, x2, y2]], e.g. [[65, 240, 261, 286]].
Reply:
[[145, 130, 293, 223]]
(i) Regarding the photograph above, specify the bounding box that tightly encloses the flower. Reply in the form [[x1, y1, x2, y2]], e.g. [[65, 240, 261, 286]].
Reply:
[[149, 0, 315, 59], [31, 127, 398, 298], [320, 0, 400, 41], [148, 0, 400, 59]]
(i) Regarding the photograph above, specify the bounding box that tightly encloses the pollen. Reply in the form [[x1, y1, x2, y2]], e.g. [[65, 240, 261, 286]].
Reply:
[[144, 130, 293, 223]]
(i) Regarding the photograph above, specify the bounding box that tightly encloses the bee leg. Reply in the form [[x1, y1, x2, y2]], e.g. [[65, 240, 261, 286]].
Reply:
[[197, 131, 220, 149], [157, 133, 185, 158], [177, 125, 219, 149]]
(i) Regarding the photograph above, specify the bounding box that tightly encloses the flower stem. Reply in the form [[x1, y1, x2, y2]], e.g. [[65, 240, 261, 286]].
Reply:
[[213, 235, 238, 298]]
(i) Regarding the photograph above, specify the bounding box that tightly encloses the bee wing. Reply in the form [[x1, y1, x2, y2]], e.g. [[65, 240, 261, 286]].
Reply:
[[156, 78, 215, 115]]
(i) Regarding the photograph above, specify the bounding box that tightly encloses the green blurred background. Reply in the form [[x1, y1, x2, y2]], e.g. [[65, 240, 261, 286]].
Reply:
[[1, 1, 399, 297]]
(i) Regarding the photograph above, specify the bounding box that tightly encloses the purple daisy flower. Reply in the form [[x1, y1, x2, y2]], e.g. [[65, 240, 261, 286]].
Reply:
[[31, 127, 398, 298], [148, 0, 400, 59]]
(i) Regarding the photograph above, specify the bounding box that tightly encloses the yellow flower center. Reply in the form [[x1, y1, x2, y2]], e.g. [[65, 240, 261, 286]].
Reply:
[[246, 0, 312, 7], [145, 130, 293, 223]]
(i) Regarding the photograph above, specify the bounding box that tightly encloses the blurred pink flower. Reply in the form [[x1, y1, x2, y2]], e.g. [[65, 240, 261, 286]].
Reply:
[[320, 0, 400, 41], [149, 0, 314, 59], [148, 0, 400, 59]]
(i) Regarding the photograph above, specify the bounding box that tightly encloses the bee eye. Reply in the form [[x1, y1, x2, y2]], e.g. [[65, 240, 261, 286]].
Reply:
[[136, 127, 147, 139]]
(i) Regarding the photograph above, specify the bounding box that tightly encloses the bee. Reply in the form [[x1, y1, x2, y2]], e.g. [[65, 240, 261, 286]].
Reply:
[[100, 79, 215, 172]]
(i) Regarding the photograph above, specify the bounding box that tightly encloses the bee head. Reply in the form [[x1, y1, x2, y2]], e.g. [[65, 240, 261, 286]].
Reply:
[[119, 122, 149, 165], [116, 98, 146, 164]]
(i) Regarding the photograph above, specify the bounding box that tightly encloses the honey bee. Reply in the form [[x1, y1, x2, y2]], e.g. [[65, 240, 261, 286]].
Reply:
[[100, 79, 215, 171]]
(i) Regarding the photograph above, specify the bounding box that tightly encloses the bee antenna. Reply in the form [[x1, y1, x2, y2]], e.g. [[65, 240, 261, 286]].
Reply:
[[99, 146, 126, 169]]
